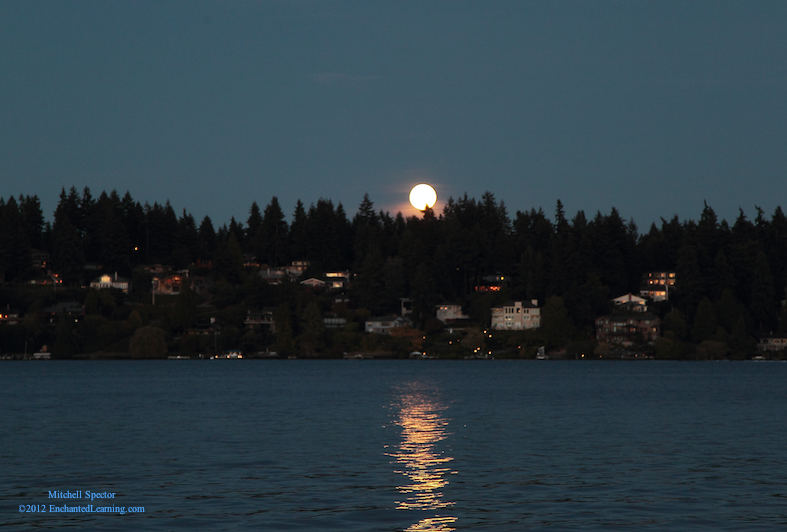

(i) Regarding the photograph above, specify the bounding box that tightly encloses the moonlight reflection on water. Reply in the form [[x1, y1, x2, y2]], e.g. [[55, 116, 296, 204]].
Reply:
[[387, 382, 458, 531]]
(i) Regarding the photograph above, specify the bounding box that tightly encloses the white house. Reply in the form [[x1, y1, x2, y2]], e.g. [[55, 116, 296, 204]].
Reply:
[[490, 300, 541, 330], [436, 303, 469, 323], [365, 315, 411, 334], [323, 313, 347, 329], [757, 333, 787, 352], [89, 272, 130, 293]]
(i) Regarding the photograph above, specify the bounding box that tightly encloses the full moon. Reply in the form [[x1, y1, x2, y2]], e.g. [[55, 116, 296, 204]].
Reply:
[[409, 183, 438, 211]]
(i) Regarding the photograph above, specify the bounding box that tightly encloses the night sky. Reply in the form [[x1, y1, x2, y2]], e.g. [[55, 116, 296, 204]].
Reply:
[[2, 1, 785, 229]]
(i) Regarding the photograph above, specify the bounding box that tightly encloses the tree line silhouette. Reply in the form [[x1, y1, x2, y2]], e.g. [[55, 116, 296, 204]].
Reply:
[[1, 186, 785, 358]]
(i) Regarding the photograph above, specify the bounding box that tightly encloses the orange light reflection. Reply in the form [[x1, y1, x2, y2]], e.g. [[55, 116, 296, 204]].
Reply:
[[387, 383, 458, 531]]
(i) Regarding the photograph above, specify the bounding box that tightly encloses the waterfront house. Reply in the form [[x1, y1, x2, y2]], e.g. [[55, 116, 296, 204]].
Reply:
[[490, 300, 541, 330], [757, 333, 787, 352]]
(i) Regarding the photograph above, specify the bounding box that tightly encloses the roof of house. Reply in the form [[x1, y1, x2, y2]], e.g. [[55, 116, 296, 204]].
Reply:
[[367, 315, 411, 325], [641, 284, 668, 291], [613, 293, 646, 302], [758, 332, 787, 340], [492, 300, 539, 309], [43, 301, 85, 314], [91, 273, 130, 283], [596, 314, 660, 322]]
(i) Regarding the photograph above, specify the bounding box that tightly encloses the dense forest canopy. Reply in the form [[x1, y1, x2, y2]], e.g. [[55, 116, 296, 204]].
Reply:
[[1, 187, 786, 359]]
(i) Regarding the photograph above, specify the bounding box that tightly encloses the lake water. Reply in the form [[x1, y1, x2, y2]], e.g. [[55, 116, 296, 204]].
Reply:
[[2, 360, 787, 531]]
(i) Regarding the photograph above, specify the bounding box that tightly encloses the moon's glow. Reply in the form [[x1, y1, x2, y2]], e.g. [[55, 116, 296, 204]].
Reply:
[[409, 184, 438, 211]]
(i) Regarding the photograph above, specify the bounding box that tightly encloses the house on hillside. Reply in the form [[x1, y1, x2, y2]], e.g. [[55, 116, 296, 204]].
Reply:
[[245, 308, 276, 332], [300, 277, 326, 289], [30, 249, 49, 269], [42, 301, 85, 324], [323, 312, 347, 329], [365, 315, 411, 334], [284, 260, 309, 276], [490, 300, 541, 330], [612, 293, 648, 313], [89, 272, 130, 293], [436, 303, 469, 323], [640, 272, 676, 302], [325, 271, 350, 289], [153, 274, 185, 295], [595, 314, 660, 345], [259, 269, 287, 285], [0, 306, 21, 324], [242, 254, 259, 268]]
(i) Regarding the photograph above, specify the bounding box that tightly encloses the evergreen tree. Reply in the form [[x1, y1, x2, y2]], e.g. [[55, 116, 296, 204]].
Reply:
[[304, 199, 342, 269], [0, 197, 32, 281], [749, 251, 775, 331], [145, 202, 179, 263], [352, 193, 382, 269], [55, 187, 82, 231], [80, 187, 100, 263], [53, 316, 76, 359], [289, 199, 308, 260], [213, 233, 244, 284], [84, 290, 101, 315], [540, 295, 574, 347], [298, 301, 324, 356], [246, 202, 263, 244], [198, 215, 217, 259], [19, 194, 44, 249], [335, 202, 353, 266], [173, 210, 201, 269], [51, 214, 85, 284], [274, 303, 296, 357], [675, 244, 704, 316], [382, 257, 406, 313], [129, 326, 167, 358], [778, 301, 787, 333], [92, 191, 131, 271], [710, 249, 736, 299], [730, 314, 756, 356], [410, 262, 439, 327], [663, 308, 688, 341], [692, 297, 717, 343], [354, 247, 386, 314], [228, 216, 246, 250], [259, 197, 288, 267], [715, 288, 740, 333], [172, 280, 198, 331]]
